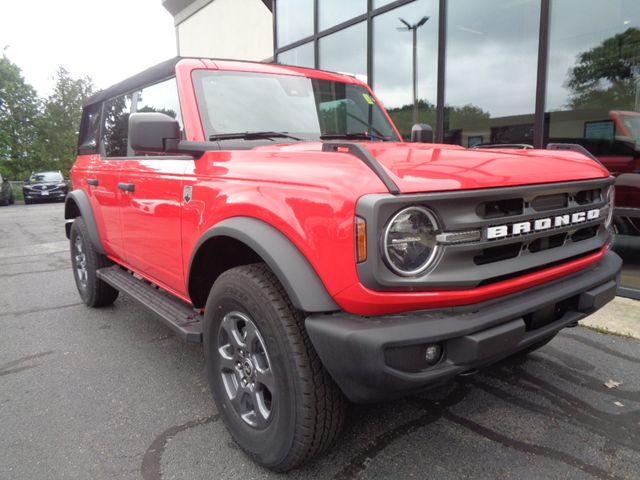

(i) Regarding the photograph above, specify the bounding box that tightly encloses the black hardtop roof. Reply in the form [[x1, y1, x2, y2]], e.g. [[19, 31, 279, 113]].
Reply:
[[82, 56, 358, 108], [83, 57, 181, 107]]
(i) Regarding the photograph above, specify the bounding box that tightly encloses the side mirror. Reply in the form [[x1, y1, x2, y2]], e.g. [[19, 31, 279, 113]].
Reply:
[[128, 112, 181, 154], [411, 123, 434, 143]]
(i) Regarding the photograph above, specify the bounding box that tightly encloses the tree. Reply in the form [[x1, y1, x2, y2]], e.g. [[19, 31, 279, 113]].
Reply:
[[386, 100, 491, 139], [566, 27, 640, 110], [0, 53, 41, 180], [36, 67, 93, 174]]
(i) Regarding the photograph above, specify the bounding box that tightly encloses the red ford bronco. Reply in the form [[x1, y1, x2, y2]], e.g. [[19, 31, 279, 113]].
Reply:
[[66, 57, 621, 471]]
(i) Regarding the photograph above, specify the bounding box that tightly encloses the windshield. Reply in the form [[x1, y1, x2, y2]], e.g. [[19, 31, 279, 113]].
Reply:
[[192, 70, 399, 142], [30, 172, 63, 183], [620, 113, 640, 143]]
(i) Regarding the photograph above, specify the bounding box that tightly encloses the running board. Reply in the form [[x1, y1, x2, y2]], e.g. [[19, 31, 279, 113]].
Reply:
[[97, 266, 202, 343]]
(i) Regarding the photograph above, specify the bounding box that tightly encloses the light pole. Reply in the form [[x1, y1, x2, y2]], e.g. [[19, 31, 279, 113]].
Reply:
[[397, 16, 429, 125]]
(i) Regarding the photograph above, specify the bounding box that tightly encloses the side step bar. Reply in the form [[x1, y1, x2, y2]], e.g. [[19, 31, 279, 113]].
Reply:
[[97, 265, 202, 343]]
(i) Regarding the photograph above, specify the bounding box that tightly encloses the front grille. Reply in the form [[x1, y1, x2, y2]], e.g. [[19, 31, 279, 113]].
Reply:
[[356, 178, 612, 290], [531, 193, 567, 211], [30, 184, 60, 192]]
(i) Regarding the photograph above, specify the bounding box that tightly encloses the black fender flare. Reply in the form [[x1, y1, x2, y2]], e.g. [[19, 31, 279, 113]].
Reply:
[[64, 189, 106, 255], [188, 217, 339, 313]]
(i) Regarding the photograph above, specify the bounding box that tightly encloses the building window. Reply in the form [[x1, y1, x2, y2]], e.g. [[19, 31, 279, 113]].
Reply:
[[444, 0, 541, 147], [373, 0, 397, 8], [277, 42, 315, 68], [102, 94, 133, 158], [319, 21, 367, 79], [276, 0, 314, 48], [545, 0, 640, 293], [373, 0, 439, 139], [318, 0, 366, 31]]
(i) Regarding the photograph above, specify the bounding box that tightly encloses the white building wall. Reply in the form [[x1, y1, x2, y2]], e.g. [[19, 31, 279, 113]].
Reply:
[[177, 0, 273, 61]]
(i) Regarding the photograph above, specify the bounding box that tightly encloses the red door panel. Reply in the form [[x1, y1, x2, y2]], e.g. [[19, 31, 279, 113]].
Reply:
[[82, 155, 126, 260], [119, 158, 191, 295]]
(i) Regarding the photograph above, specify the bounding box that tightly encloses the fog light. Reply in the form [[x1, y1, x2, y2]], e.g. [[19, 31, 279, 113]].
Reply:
[[425, 344, 442, 365]]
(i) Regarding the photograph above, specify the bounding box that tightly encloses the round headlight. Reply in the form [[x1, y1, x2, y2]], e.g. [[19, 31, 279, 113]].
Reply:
[[382, 206, 439, 276], [604, 185, 615, 229]]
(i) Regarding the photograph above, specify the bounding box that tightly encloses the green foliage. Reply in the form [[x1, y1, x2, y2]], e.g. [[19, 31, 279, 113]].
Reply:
[[0, 54, 41, 180], [35, 67, 94, 175], [0, 55, 93, 180], [387, 100, 490, 139], [566, 27, 640, 110]]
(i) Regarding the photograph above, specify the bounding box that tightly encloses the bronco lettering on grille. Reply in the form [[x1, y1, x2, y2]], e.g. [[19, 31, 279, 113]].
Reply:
[[486, 208, 600, 240]]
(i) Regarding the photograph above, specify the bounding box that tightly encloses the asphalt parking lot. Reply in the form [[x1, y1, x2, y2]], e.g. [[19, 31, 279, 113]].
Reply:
[[1, 202, 639, 479]]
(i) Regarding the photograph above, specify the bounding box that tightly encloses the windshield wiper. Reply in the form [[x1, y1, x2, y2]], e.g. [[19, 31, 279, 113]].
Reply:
[[209, 131, 301, 141], [320, 132, 391, 142]]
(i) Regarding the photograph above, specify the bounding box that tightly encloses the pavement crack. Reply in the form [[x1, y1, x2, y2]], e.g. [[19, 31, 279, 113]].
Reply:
[[0, 365, 40, 377], [529, 355, 640, 402], [0, 351, 54, 376], [443, 411, 621, 480], [2, 268, 71, 278], [563, 333, 640, 365], [473, 377, 640, 454], [141, 414, 220, 480], [333, 384, 471, 479], [486, 365, 640, 451], [0, 302, 84, 318], [543, 345, 596, 372]]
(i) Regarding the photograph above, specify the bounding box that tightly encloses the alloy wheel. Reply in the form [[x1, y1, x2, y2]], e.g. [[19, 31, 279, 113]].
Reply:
[[217, 311, 275, 429]]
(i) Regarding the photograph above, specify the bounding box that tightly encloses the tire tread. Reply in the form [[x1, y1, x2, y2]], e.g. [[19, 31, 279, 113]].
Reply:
[[217, 263, 345, 471]]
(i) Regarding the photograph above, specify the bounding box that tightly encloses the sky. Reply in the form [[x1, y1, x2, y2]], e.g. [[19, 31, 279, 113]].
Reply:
[[0, 0, 176, 97]]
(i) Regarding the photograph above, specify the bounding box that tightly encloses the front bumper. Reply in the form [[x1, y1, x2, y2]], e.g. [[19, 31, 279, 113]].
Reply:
[[24, 190, 67, 201], [306, 251, 622, 403]]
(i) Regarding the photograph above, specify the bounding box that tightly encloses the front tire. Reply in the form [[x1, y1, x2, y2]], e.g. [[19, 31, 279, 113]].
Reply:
[[69, 216, 119, 307], [203, 264, 345, 471]]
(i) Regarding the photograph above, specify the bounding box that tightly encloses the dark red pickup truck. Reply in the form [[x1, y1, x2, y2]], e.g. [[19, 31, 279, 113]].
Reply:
[[66, 57, 621, 471]]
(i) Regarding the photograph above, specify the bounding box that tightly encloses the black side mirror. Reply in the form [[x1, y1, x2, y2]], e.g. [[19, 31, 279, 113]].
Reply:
[[411, 123, 434, 143], [129, 112, 181, 154]]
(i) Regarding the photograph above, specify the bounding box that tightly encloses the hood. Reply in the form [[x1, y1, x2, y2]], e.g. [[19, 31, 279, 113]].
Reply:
[[257, 142, 610, 194]]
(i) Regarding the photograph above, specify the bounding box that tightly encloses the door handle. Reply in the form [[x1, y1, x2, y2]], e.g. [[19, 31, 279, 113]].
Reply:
[[118, 182, 135, 192], [87, 178, 99, 186]]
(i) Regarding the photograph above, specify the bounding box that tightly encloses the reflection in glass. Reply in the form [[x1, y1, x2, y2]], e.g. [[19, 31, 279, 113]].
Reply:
[[78, 103, 101, 150], [191, 70, 397, 140], [318, 0, 366, 31], [444, 0, 540, 147], [276, 0, 313, 47], [277, 42, 315, 69], [103, 94, 133, 157], [373, 0, 396, 8], [136, 77, 183, 130], [373, 0, 438, 139], [545, 0, 640, 294], [319, 21, 367, 79]]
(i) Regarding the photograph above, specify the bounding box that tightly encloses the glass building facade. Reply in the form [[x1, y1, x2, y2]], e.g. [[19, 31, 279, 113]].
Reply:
[[274, 0, 640, 297]]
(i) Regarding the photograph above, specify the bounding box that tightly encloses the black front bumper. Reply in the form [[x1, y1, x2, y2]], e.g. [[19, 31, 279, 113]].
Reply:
[[306, 251, 622, 403]]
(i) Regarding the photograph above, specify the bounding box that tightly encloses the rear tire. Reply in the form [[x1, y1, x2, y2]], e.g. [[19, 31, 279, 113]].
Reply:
[[69, 216, 119, 307], [8, 193, 14, 205], [203, 263, 345, 472]]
